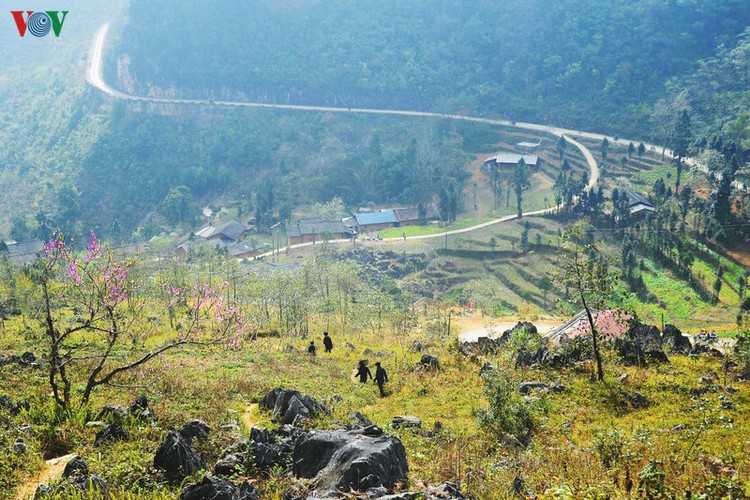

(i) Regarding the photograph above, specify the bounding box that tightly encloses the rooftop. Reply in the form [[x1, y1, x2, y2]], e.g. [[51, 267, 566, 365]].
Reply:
[[354, 210, 398, 226], [486, 153, 539, 166], [288, 218, 355, 238]]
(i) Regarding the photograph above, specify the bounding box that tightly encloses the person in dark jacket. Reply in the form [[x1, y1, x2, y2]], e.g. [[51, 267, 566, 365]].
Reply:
[[308, 341, 316, 356], [323, 331, 333, 353], [355, 360, 372, 383], [374, 361, 388, 397]]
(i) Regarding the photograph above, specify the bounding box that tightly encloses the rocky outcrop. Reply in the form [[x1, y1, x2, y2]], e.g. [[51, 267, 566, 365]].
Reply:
[[154, 429, 205, 480], [293, 427, 408, 495], [260, 388, 330, 426], [418, 354, 440, 371], [94, 423, 130, 447]]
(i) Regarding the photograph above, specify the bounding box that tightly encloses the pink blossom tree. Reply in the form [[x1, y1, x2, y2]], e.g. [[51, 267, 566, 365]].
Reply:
[[35, 232, 248, 414]]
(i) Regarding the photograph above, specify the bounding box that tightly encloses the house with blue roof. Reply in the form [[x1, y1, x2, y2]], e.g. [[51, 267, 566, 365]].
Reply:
[[352, 210, 399, 232]]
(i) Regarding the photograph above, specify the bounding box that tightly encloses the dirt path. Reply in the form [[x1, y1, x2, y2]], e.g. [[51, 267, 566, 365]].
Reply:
[[15, 454, 75, 500], [242, 403, 260, 431]]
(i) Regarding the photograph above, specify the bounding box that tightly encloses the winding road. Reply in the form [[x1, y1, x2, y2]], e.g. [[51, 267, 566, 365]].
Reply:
[[87, 22, 691, 258]]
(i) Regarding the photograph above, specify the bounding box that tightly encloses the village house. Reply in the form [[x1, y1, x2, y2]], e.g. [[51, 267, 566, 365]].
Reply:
[[622, 189, 656, 219], [351, 210, 399, 233], [195, 220, 249, 244], [287, 218, 355, 246], [482, 153, 540, 171], [1, 239, 44, 266], [393, 206, 440, 227]]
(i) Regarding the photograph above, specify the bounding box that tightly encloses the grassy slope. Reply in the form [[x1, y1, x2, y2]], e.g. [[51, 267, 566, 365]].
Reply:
[[2, 315, 748, 498]]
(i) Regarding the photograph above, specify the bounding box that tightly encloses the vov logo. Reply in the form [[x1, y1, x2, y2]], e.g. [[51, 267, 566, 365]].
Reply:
[[11, 10, 68, 37]]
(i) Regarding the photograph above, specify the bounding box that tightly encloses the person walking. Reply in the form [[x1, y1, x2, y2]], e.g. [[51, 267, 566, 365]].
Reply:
[[374, 361, 388, 397], [355, 360, 372, 383], [308, 340, 316, 356], [323, 331, 333, 353]]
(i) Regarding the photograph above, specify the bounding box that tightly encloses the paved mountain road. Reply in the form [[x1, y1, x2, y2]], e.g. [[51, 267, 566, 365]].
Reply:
[[87, 22, 696, 258]]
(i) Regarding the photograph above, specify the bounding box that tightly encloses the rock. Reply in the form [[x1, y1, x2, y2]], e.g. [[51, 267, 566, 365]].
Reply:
[[409, 340, 425, 353], [670, 424, 686, 432], [510, 475, 534, 498], [514, 346, 550, 369], [260, 388, 330, 426], [153, 429, 205, 480], [623, 392, 649, 409], [94, 423, 130, 447], [214, 452, 245, 477], [181, 475, 258, 500], [129, 395, 156, 421], [661, 324, 692, 354], [721, 400, 735, 410], [350, 411, 373, 428], [479, 362, 496, 377], [424, 481, 468, 499], [293, 428, 408, 495], [618, 373, 628, 383], [691, 385, 723, 397], [94, 405, 128, 423], [645, 350, 670, 364], [363, 348, 376, 356], [517, 382, 548, 395], [419, 354, 440, 371], [34, 485, 54, 498], [346, 343, 356, 351], [63, 456, 89, 478], [551, 382, 567, 393], [13, 438, 26, 453], [179, 419, 210, 444], [67, 474, 107, 494], [85, 421, 108, 429], [19, 425, 34, 435], [20, 352, 36, 365], [722, 359, 739, 371], [392, 416, 422, 429]]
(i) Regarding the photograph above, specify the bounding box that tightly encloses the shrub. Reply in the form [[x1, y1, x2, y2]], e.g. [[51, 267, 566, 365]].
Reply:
[[475, 375, 535, 446]]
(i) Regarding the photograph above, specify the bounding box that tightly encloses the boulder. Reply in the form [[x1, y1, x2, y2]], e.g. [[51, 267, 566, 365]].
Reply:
[[179, 419, 210, 444], [63, 456, 89, 478], [12, 438, 26, 454], [517, 382, 548, 395], [214, 452, 245, 477], [154, 429, 205, 480], [419, 354, 440, 371], [424, 482, 468, 499], [293, 428, 408, 495], [479, 362, 496, 377], [180, 475, 258, 500], [661, 324, 692, 354], [392, 416, 422, 429], [130, 395, 156, 421], [260, 388, 330, 426], [409, 340, 425, 353], [94, 423, 130, 447]]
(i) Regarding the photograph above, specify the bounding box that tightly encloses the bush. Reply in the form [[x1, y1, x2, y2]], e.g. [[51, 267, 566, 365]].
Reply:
[[475, 375, 536, 446]]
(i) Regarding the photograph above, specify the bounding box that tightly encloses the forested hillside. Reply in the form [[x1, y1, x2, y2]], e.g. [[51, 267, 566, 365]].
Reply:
[[116, 0, 750, 137], [3, 0, 750, 239]]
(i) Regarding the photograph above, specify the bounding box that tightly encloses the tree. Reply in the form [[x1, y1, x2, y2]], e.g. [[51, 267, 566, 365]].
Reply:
[[556, 135, 568, 160], [670, 110, 693, 193], [162, 185, 193, 224], [600, 138, 609, 162], [627, 142, 635, 157], [553, 222, 622, 381], [438, 177, 459, 223], [637, 142, 646, 158], [310, 196, 348, 221], [512, 159, 531, 219], [32, 232, 247, 414]]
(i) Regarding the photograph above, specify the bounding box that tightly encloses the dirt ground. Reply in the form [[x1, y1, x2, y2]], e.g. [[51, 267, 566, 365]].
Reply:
[[455, 312, 564, 342]]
